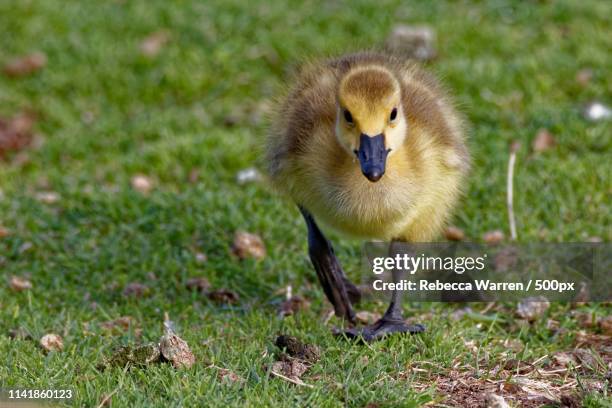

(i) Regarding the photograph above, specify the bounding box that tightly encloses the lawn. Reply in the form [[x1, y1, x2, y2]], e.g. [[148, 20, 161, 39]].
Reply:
[[0, 0, 610, 406]]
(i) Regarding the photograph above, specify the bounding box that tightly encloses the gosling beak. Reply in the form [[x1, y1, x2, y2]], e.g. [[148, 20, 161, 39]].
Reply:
[[356, 133, 389, 182]]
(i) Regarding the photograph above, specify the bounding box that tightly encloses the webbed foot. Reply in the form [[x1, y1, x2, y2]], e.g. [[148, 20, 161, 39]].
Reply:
[[336, 318, 425, 343]]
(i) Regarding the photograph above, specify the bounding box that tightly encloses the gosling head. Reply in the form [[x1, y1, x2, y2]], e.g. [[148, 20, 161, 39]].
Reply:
[[336, 66, 406, 182]]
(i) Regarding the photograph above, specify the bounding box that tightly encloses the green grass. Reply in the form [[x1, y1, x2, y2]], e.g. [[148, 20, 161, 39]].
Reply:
[[1, 0, 610, 406]]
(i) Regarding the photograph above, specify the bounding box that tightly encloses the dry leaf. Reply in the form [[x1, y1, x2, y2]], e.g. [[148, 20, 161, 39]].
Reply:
[[19, 241, 33, 253], [0, 112, 36, 159], [40, 333, 63, 352], [599, 315, 612, 335], [232, 231, 266, 260], [355, 310, 382, 325], [0, 226, 10, 238], [552, 352, 576, 367], [188, 168, 199, 183], [572, 281, 590, 306], [100, 316, 134, 333], [572, 311, 597, 329], [575, 68, 593, 86], [160, 331, 195, 369], [444, 226, 465, 241], [560, 394, 581, 408], [3, 52, 47, 77], [217, 368, 245, 385], [493, 247, 519, 272], [516, 296, 549, 321], [532, 129, 556, 153], [573, 348, 597, 370], [207, 289, 239, 304], [483, 230, 504, 244], [512, 377, 558, 402], [131, 174, 154, 194], [122, 282, 149, 298], [9, 275, 32, 292], [279, 296, 311, 317], [185, 277, 210, 293], [140, 31, 170, 57], [502, 338, 524, 352]]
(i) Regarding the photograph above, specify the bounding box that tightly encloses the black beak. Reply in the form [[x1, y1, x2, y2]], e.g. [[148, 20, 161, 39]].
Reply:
[[356, 133, 389, 182]]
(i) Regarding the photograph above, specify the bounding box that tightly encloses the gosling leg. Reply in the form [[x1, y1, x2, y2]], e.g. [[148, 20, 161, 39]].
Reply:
[[343, 241, 425, 342], [299, 206, 361, 324]]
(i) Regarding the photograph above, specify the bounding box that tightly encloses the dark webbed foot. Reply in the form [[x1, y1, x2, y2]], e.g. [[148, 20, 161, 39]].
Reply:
[[337, 318, 425, 343]]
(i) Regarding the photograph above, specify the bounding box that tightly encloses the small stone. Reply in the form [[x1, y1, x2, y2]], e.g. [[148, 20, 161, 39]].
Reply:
[[36, 191, 60, 204], [583, 102, 612, 122], [232, 231, 266, 260], [532, 129, 556, 153], [131, 174, 154, 194], [140, 31, 170, 57], [516, 296, 550, 321], [236, 167, 262, 184], [9, 275, 32, 292], [385, 25, 436, 61], [444, 226, 465, 241], [194, 252, 207, 263], [40, 333, 63, 352], [483, 230, 504, 244]]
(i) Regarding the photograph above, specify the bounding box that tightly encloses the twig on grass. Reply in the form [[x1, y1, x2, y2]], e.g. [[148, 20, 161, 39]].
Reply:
[[270, 370, 315, 388], [507, 142, 520, 241]]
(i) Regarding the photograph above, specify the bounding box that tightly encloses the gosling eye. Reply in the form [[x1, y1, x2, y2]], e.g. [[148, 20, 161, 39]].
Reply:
[[343, 109, 353, 124], [389, 107, 398, 122]]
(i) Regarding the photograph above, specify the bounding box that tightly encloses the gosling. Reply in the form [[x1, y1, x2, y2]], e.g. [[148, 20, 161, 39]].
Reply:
[[266, 51, 469, 341]]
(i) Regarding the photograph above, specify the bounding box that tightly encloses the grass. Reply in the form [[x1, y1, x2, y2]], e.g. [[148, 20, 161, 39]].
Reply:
[[0, 0, 610, 406]]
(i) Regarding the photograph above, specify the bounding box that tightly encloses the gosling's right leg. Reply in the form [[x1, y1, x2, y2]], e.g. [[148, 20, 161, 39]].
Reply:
[[299, 206, 360, 324]]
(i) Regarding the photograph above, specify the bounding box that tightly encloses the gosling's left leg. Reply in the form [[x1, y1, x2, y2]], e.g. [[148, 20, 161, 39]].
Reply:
[[342, 241, 425, 342]]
